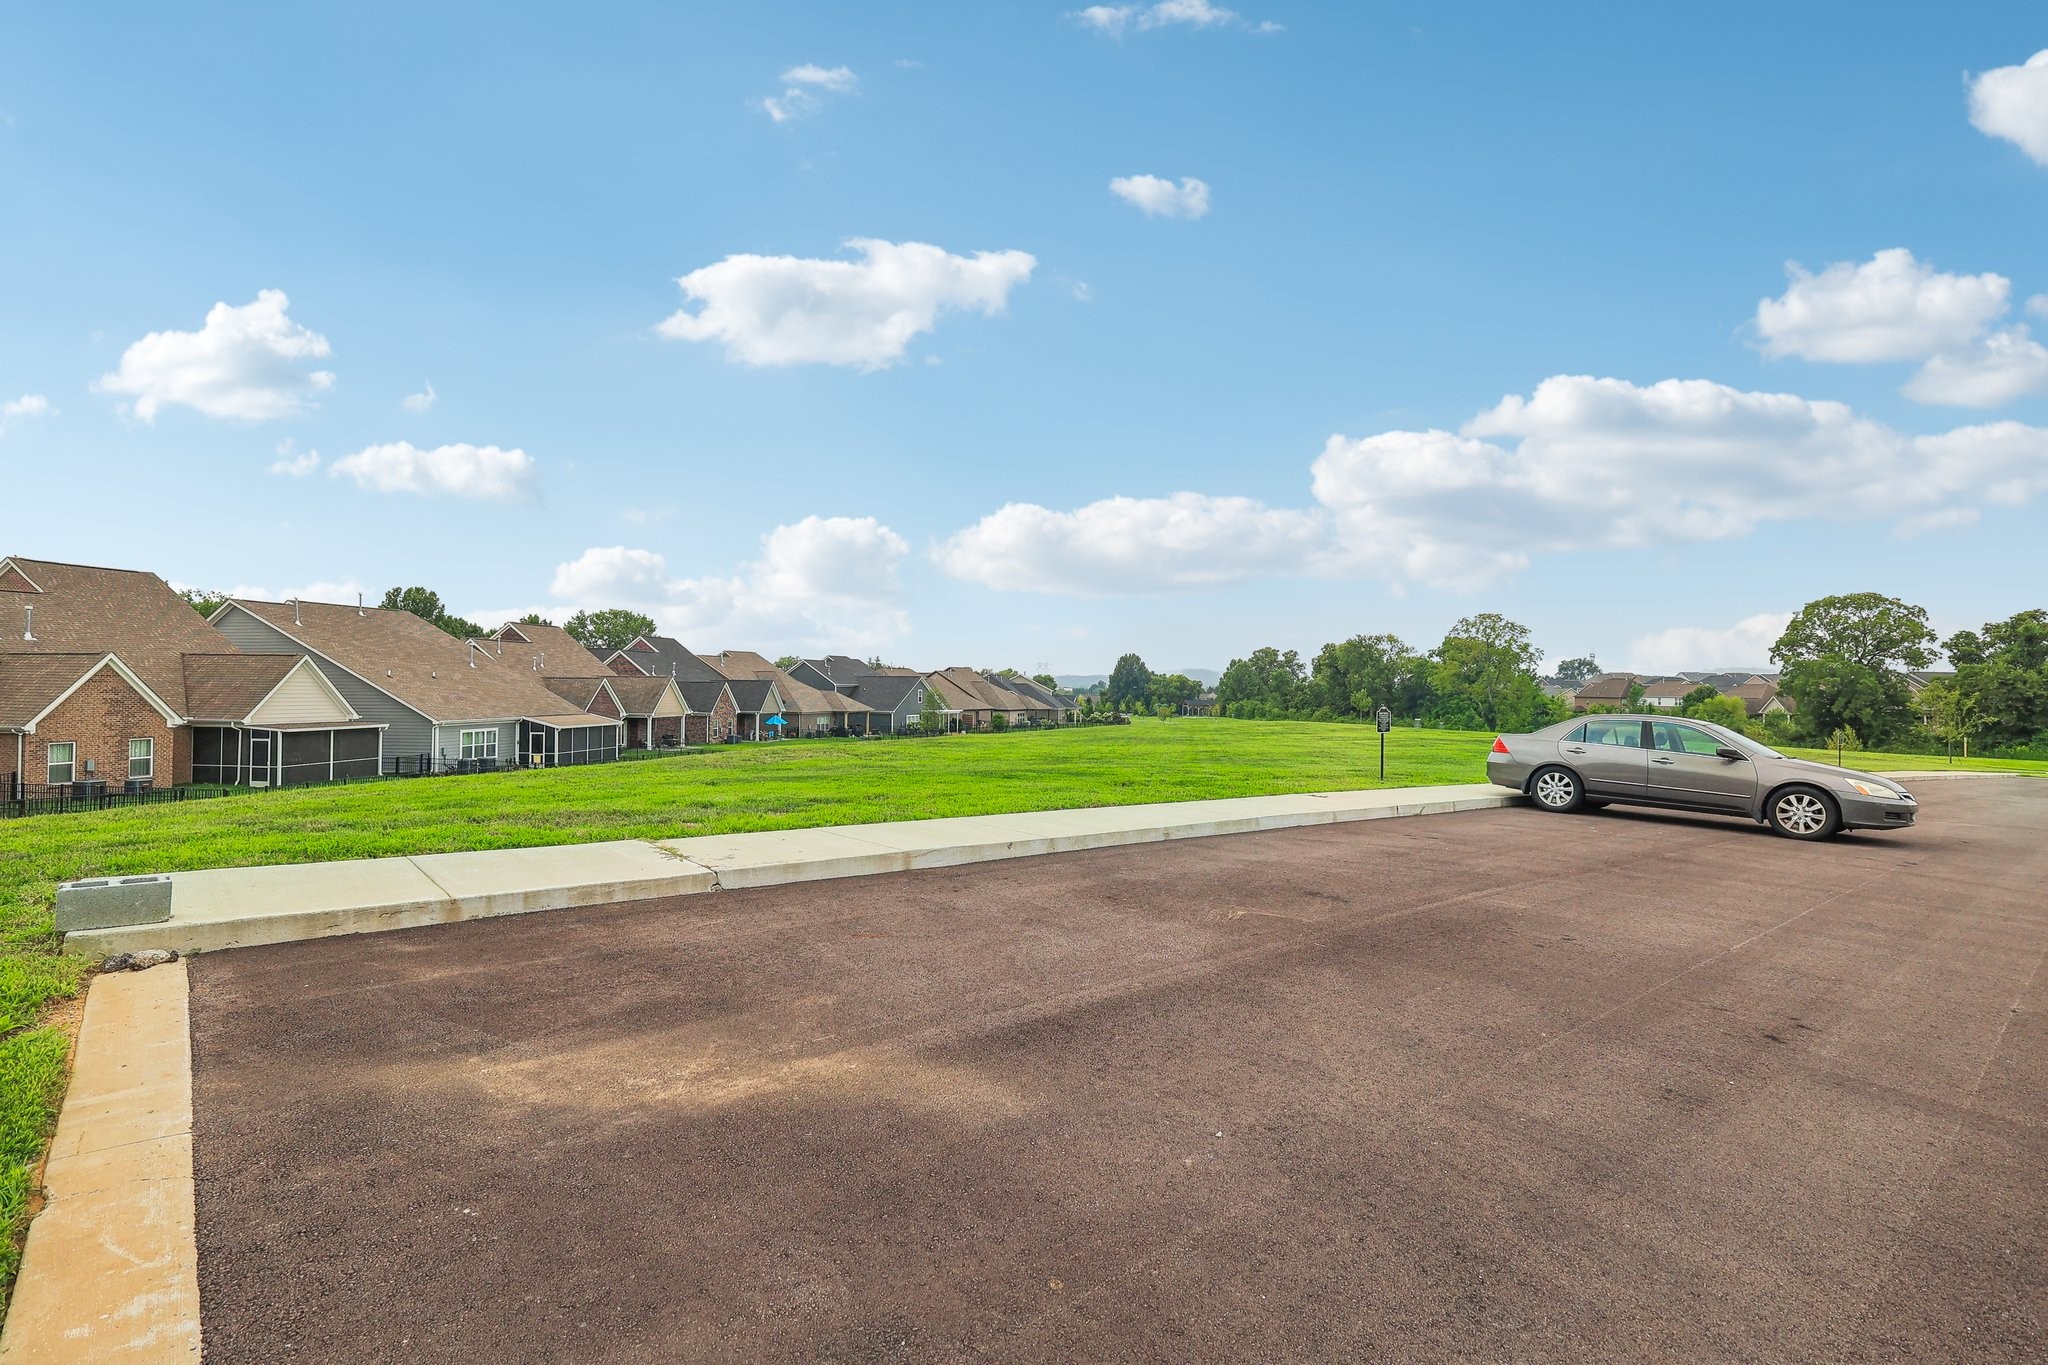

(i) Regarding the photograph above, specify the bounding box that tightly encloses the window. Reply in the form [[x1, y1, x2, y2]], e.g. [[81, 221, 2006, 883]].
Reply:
[[128, 738, 154, 780], [1584, 718, 1642, 748], [1652, 722, 1726, 756], [46, 742, 76, 786], [459, 728, 498, 760], [1563, 723, 1587, 743]]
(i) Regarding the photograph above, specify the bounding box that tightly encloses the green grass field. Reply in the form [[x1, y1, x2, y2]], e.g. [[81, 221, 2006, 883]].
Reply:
[[0, 716, 2041, 1298]]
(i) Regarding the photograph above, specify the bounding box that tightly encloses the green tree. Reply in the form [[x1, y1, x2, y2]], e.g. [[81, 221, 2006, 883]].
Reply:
[[1680, 685, 1720, 710], [1149, 673, 1203, 709], [563, 608, 658, 655], [1772, 593, 1936, 745], [1944, 609, 2048, 750], [1625, 679, 1647, 710], [1311, 634, 1426, 719], [1683, 695, 1751, 730], [1216, 647, 1307, 714], [1430, 613, 1543, 729], [1107, 653, 1153, 709], [516, 612, 555, 627], [1554, 656, 1601, 684], [775, 655, 799, 670], [917, 683, 948, 734], [1032, 673, 1058, 690], [381, 586, 486, 639], [178, 587, 228, 619], [1918, 678, 1980, 760]]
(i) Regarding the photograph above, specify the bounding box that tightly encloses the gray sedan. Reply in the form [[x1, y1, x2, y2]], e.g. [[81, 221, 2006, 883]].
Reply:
[[1487, 714, 1917, 840]]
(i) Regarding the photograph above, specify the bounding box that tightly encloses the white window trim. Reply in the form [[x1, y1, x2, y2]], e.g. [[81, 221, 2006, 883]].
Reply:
[[47, 741, 76, 786], [459, 728, 499, 760], [128, 737, 154, 780]]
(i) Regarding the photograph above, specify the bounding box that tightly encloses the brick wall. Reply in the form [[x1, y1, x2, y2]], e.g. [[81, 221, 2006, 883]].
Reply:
[[22, 667, 182, 789], [682, 690, 738, 744]]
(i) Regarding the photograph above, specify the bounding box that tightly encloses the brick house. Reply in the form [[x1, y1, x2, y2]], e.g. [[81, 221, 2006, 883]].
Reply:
[[2, 556, 381, 792]]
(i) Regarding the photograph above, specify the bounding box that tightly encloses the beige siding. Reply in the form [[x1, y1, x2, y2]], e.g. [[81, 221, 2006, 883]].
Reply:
[[247, 663, 355, 727], [651, 688, 686, 717]]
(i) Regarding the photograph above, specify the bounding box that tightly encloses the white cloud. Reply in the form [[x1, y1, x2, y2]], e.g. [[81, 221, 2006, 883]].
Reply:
[[1074, 2, 1269, 36], [402, 381, 437, 413], [1109, 174, 1211, 219], [1892, 506, 1981, 540], [225, 578, 370, 607], [1901, 326, 2048, 407], [935, 492, 1324, 594], [1968, 50, 2048, 166], [1754, 248, 2008, 363], [761, 63, 856, 121], [937, 374, 2048, 593], [1754, 248, 2048, 407], [95, 290, 334, 422], [547, 516, 911, 653], [267, 438, 320, 477], [2028, 294, 2048, 320], [657, 238, 1036, 369], [328, 441, 539, 501], [0, 393, 53, 434], [1626, 613, 1793, 675]]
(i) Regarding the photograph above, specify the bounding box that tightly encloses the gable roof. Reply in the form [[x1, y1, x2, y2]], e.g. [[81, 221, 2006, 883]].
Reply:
[[675, 678, 734, 715], [607, 635, 727, 685], [489, 622, 609, 676], [725, 677, 781, 713], [0, 651, 186, 733], [180, 653, 360, 727], [922, 671, 985, 712], [604, 673, 686, 716], [220, 596, 609, 726], [1570, 672, 1647, 701], [0, 556, 239, 714], [712, 651, 872, 717], [539, 675, 621, 714]]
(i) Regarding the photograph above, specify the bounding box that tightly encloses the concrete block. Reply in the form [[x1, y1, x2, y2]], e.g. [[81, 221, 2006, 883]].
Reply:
[[53, 875, 173, 933], [410, 841, 716, 917]]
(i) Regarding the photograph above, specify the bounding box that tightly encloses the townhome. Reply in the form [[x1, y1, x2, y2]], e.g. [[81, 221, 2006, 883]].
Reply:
[[2, 556, 380, 794], [603, 634, 739, 741], [604, 673, 690, 748], [923, 670, 992, 729], [211, 596, 623, 771], [711, 650, 875, 737], [487, 621, 609, 676], [1002, 675, 1078, 722]]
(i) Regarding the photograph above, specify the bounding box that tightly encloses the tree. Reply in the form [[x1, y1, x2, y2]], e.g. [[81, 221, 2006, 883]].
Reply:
[[563, 608, 658, 655], [1149, 673, 1202, 710], [1216, 647, 1307, 715], [1555, 656, 1601, 684], [1032, 673, 1058, 690], [1430, 614, 1543, 729], [1919, 678, 1980, 761], [1683, 695, 1751, 731], [917, 683, 948, 734], [775, 655, 799, 670], [1311, 634, 1427, 719], [1944, 609, 2048, 750], [1680, 685, 1720, 711], [517, 612, 555, 627], [1827, 725, 1860, 766], [1107, 653, 1153, 710], [381, 586, 486, 639], [1772, 593, 1936, 745], [1625, 679, 1647, 710], [178, 587, 228, 619]]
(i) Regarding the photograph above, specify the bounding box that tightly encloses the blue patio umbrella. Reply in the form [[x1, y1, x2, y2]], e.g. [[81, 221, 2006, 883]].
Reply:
[[765, 714, 787, 727]]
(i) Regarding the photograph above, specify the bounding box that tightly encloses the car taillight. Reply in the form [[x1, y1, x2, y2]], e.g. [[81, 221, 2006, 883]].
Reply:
[[1491, 736, 1510, 754]]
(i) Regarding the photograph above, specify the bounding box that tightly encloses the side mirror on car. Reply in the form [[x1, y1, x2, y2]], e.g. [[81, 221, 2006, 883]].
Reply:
[[1715, 747, 1745, 761]]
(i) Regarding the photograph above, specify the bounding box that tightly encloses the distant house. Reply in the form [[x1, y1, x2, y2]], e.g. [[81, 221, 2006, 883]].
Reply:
[[539, 675, 624, 724], [605, 674, 690, 748], [1568, 673, 1643, 711], [212, 596, 622, 771], [788, 655, 872, 693], [711, 650, 875, 737], [1002, 676, 1078, 723], [852, 672, 934, 733], [488, 621, 609, 677], [675, 678, 739, 743], [1730, 681, 1794, 718], [1637, 678, 1698, 711], [722, 675, 785, 741], [2, 556, 380, 793], [607, 635, 729, 686], [924, 669, 999, 729], [1901, 670, 1955, 695]]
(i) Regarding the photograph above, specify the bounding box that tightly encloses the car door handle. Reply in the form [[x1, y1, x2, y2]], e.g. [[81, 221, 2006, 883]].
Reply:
[[1564, 746, 1586, 753], [1652, 757, 1674, 764]]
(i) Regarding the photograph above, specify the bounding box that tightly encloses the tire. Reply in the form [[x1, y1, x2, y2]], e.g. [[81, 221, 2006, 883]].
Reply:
[[1529, 766, 1584, 813], [1766, 785, 1840, 841]]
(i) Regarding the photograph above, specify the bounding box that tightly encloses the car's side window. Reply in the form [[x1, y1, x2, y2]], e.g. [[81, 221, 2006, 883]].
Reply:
[[1562, 723, 1587, 743], [1584, 719, 1641, 748], [1653, 722, 1725, 756]]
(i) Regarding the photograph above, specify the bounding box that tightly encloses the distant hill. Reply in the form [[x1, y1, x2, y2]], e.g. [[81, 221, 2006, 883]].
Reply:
[[1054, 667, 1220, 690], [1170, 668, 1221, 686]]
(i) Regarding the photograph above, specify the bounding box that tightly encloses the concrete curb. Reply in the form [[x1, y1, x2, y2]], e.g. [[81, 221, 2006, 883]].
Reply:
[[66, 785, 1521, 956], [0, 962, 199, 1363]]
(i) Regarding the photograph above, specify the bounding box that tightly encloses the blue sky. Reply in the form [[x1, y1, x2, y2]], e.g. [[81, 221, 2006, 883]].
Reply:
[[4, 3, 2046, 676]]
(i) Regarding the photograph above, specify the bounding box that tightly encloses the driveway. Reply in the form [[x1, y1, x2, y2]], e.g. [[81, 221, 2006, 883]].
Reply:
[[189, 780, 2047, 1362]]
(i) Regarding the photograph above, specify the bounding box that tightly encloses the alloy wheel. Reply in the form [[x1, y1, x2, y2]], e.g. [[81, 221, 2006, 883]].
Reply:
[[1774, 791, 1828, 835], [1534, 771, 1576, 809]]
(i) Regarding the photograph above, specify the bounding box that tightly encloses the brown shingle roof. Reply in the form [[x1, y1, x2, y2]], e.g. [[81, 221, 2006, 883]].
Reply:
[[0, 652, 108, 730], [923, 671, 986, 713], [711, 651, 871, 717], [604, 674, 682, 716], [180, 653, 304, 722], [226, 596, 606, 725], [490, 622, 609, 676], [0, 556, 236, 713]]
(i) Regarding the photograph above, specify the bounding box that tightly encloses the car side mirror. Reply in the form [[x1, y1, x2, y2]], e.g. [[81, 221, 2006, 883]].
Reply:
[[1715, 747, 1745, 761]]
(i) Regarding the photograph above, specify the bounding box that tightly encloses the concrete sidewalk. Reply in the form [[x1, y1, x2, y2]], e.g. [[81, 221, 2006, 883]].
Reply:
[[64, 784, 1518, 956]]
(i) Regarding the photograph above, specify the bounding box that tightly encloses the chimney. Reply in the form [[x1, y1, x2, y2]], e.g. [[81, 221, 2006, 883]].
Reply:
[[20, 604, 32, 642]]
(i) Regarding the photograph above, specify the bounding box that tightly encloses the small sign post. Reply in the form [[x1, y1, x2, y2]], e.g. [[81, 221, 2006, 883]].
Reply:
[[1375, 706, 1392, 781]]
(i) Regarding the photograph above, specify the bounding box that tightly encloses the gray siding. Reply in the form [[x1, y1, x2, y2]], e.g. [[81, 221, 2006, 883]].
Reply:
[[212, 606, 435, 758], [432, 721, 522, 766]]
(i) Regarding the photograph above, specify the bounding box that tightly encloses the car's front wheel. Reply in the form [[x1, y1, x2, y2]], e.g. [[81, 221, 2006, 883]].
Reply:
[[1529, 766, 1584, 813], [1767, 786, 1840, 840]]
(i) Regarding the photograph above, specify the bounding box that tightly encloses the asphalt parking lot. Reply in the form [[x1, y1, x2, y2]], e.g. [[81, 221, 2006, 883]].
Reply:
[[189, 779, 2047, 1363]]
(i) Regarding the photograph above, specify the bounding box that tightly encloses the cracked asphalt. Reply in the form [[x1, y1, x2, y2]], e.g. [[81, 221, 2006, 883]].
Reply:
[[189, 779, 2047, 1363]]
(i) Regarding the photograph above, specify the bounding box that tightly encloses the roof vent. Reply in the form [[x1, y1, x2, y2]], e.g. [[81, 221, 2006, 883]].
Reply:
[[386, 669, 393, 677], [21, 604, 33, 642], [431, 670, 438, 678], [358, 592, 365, 617], [291, 597, 301, 626]]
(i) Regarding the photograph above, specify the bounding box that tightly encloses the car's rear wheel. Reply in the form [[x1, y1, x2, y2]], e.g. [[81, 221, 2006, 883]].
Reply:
[[1529, 766, 1584, 812], [1767, 786, 1840, 840]]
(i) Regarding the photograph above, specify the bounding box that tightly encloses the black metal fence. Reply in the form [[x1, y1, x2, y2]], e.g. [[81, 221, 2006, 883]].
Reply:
[[381, 747, 620, 777], [3, 773, 234, 820]]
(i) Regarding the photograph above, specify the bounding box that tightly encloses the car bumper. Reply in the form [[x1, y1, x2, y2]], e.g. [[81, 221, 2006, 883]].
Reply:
[[1486, 752, 1533, 792], [1836, 790, 1918, 830]]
